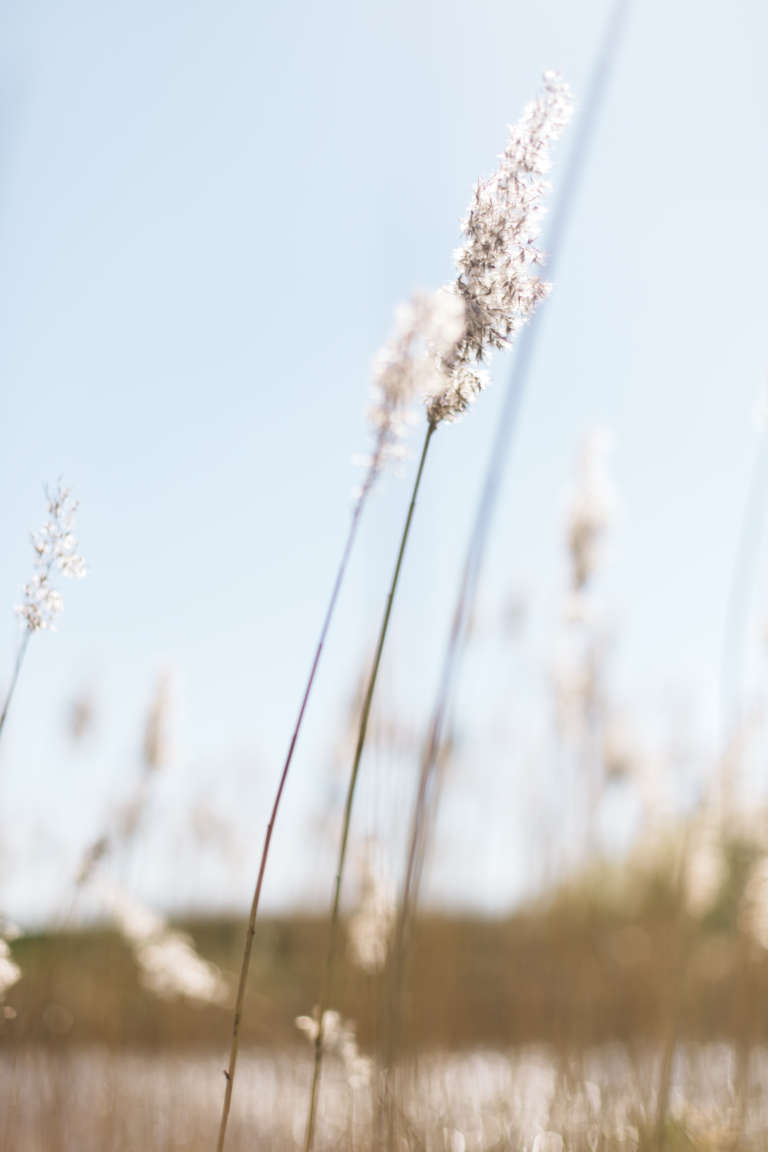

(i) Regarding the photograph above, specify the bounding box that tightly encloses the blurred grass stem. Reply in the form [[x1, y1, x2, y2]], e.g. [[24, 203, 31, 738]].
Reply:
[[216, 460, 379, 1152], [383, 0, 631, 1115], [0, 630, 30, 743], [304, 422, 435, 1152]]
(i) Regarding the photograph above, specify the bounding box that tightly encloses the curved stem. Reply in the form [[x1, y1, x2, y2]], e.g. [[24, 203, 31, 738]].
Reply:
[[216, 465, 376, 1152], [0, 630, 31, 744], [382, 0, 631, 1131], [304, 422, 434, 1152]]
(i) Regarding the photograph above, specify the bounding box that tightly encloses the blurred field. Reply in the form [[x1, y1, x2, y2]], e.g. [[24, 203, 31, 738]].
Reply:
[[4, 3, 768, 1146], [4, 1042, 766, 1152], [5, 864, 768, 1055], [7, 889, 768, 1148]]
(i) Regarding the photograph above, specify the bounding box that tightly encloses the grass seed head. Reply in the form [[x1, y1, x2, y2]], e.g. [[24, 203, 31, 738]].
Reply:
[[427, 70, 573, 427], [16, 482, 86, 632]]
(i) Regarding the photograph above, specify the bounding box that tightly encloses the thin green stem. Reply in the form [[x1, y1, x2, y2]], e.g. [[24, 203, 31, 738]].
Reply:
[[304, 422, 435, 1152], [380, 6, 630, 1139], [215, 465, 376, 1152], [0, 630, 31, 744], [379, 616, 453, 1148]]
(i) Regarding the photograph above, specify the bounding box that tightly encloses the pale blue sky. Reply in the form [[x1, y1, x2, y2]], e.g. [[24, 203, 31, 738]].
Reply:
[[1, 0, 768, 921]]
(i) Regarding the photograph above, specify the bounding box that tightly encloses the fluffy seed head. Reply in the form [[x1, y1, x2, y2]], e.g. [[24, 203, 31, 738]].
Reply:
[[295, 1007, 371, 1089], [143, 672, 172, 771], [16, 483, 86, 632], [366, 289, 466, 476], [0, 938, 21, 1001], [565, 428, 616, 600], [427, 70, 573, 427], [347, 847, 395, 973], [99, 880, 227, 1004]]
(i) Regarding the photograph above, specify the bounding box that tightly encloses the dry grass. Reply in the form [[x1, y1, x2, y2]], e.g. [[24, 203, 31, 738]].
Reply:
[[4, 891, 768, 1054], [1, 1042, 767, 1151]]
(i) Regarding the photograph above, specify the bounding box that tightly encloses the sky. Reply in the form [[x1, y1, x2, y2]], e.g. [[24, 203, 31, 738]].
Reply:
[[1, 0, 768, 922]]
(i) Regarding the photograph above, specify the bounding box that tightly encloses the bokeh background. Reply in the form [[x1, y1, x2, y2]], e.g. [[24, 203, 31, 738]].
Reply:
[[1, 0, 767, 924]]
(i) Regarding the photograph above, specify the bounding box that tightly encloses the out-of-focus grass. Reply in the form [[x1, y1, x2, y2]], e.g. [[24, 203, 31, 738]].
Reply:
[[3, 899, 768, 1052], [4, 841, 768, 1149]]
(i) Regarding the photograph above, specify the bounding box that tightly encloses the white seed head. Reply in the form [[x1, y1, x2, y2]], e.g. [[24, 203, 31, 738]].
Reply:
[[425, 361, 490, 427], [15, 482, 86, 632], [295, 1007, 371, 1089], [0, 938, 21, 1001], [347, 847, 395, 973], [98, 880, 227, 1005], [143, 671, 172, 771], [367, 288, 466, 475], [565, 427, 616, 595], [427, 70, 572, 427]]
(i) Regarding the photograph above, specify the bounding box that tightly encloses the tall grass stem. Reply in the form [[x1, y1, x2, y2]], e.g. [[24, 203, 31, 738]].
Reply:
[[383, 0, 631, 1106], [216, 465, 377, 1152], [0, 630, 30, 744], [304, 422, 435, 1152]]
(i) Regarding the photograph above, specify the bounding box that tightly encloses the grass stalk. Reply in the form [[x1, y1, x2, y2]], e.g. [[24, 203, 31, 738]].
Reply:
[[382, 0, 630, 1120], [304, 421, 435, 1152], [0, 629, 30, 744], [215, 463, 378, 1152]]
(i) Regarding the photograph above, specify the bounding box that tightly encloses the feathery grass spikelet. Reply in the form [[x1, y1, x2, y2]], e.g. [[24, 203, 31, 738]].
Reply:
[[565, 427, 616, 603], [296, 1008, 371, 1089], [99, 880, 227, 1004], [143, 671, 172, 772], [0, 937, 21, 1001], [347, 844, 395, 973], [427, 71, 573, 426], [365, 289, 466, 477], [16, 483, 86, 632], [1, 480, 87, 740]]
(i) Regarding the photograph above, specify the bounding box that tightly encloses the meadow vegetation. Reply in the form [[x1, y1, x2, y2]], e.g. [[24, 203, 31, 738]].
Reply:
[[4, 15, 768, 1150]]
